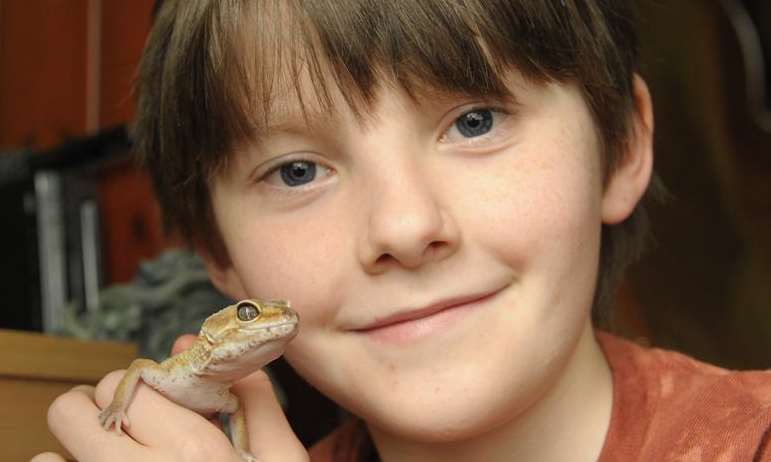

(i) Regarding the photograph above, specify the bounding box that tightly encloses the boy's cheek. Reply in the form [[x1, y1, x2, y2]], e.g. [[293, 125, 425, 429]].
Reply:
[[280, 330, 348, 397], [220, 216, 353, 318]]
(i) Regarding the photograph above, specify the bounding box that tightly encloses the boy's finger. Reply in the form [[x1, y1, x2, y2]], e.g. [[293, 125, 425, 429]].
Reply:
[[171, 336, 223, 426], [234, 370, 308, 461], [29, 452, 67, 462], [47, 386, 145, 461], [93, 370, 233, 454]]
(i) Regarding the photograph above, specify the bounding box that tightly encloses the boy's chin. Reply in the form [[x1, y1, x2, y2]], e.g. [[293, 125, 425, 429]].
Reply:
[[364, 390, 525, 445], [357, 366, 547, 445]]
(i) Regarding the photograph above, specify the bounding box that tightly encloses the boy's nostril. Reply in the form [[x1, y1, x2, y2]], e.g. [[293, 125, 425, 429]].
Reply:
[[374, 253, 396, 267]]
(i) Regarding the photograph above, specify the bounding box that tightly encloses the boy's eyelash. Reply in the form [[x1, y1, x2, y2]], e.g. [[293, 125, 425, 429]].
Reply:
[[453, 105, 511, 124], [466, 105, 512, 121]]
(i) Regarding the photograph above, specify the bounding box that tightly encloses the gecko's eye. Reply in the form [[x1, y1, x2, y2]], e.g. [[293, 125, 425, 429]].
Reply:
[[237, 301, 261, 322]]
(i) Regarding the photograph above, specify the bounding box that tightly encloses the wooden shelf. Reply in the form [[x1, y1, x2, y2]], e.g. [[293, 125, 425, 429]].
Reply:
[[0, 329, 136, 461]]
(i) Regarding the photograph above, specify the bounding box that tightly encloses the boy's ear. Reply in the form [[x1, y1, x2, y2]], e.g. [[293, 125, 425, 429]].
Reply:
[[601, 74, 654, 224], [198, 247, 248, 301]]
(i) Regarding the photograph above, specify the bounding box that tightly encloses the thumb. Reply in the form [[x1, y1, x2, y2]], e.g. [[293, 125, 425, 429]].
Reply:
[[169, 334, 224, 428], [233, 370, 308, 461], [171, 334, 197, 355]]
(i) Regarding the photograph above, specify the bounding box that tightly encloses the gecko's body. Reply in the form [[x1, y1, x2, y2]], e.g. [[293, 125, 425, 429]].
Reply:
[[99, 299, 299, 462]]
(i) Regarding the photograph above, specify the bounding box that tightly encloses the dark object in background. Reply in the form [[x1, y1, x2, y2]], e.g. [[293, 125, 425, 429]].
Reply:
[[0, 150, 42, 331], [0, 126, 131, 332]]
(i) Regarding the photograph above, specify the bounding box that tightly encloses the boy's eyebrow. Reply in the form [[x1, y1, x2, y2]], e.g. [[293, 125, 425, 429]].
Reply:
[[257, 95, 336, 135], [413, 85, 521, 112], [261, 112, 336, 138]]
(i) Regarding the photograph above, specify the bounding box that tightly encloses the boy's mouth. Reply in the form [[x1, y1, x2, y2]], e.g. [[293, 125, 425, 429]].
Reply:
[[350, 287, 505, 343]]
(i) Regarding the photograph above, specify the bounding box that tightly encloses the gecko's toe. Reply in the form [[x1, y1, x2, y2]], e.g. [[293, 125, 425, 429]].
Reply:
[[236, 449, 259, 462], [97, 409, 111, 429], [98, 408, 129, 436]]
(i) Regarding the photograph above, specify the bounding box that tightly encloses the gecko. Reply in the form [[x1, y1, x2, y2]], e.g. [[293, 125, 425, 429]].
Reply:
[[99, 298, 299, 462]]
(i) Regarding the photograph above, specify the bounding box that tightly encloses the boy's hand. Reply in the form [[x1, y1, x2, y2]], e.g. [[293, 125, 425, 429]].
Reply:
[[31, 335, 308, 462]]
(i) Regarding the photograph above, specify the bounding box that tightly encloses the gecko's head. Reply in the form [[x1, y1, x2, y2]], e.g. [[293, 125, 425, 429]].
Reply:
[[200, 299, 299, 348], [197, 299, 298, 379]]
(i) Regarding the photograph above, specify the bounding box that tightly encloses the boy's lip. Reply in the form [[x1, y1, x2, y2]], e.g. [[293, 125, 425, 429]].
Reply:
[[350, 287, 504, 333]]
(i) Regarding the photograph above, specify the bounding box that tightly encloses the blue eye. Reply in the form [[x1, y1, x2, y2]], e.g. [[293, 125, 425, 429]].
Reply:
[[455, 109, 494, 138], [280, 161, 317, 186]]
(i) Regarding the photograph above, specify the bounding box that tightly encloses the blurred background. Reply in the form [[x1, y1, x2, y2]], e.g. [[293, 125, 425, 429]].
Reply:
[[0, 0, 162, 333], [621, 0, 771, 370], [0, 0, 769, 453]]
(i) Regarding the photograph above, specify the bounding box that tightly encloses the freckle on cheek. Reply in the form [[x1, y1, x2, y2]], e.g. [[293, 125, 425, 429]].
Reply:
[[385, 362, 399, 388]]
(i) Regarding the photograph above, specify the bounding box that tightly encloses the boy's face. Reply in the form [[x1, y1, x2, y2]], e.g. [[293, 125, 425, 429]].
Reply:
[[206, 71, 641, 440]]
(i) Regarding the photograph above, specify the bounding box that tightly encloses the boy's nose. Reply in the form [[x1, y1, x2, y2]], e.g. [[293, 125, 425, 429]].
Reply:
[[357, 163, 459, 274]]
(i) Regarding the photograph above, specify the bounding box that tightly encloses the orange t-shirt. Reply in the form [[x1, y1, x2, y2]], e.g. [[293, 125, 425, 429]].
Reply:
[[309, 332, 771, 461]]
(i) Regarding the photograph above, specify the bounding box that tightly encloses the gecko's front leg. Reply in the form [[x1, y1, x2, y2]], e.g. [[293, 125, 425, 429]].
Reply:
[[98, 358, 164, 435]]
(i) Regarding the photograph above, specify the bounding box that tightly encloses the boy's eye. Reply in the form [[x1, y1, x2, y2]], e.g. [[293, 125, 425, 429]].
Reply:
[[279, 161, 317, 186], [455, 109, 494, 138], [257, 157, 335, 193], [440, 106, 512, 148]]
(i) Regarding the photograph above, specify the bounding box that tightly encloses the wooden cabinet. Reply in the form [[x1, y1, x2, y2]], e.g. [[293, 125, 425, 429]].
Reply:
[[0, 0, 155, 149], [0, 329, 136, 461]]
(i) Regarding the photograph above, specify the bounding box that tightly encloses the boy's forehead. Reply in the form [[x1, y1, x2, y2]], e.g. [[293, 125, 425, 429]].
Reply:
[[258, 72, 350, 135], [228, 1, 543, 141]]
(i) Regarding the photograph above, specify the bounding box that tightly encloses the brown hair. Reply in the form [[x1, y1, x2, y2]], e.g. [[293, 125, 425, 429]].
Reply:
[[134, 0, 653, 321]]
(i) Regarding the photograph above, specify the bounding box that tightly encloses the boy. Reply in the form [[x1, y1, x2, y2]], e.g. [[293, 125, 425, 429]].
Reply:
[[34, 1, 771, 461]]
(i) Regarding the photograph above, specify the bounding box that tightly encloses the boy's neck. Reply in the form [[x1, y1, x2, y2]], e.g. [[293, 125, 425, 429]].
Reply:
[[368, 322, 613, 462]]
